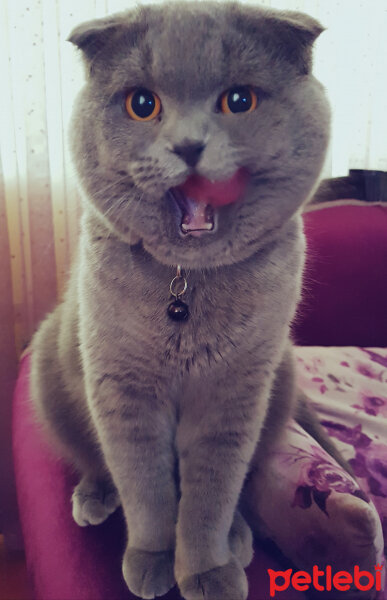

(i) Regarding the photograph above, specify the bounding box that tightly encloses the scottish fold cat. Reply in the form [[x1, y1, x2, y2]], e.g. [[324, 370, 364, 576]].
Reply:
[[31, 3, 342, 599]]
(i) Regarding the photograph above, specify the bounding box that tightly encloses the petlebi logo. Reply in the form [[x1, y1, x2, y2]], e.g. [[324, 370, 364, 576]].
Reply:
[[268, 564, 384, 597]]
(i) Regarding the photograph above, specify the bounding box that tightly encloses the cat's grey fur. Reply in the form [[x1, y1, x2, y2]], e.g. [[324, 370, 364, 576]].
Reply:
[[31, 3, 336, 599]]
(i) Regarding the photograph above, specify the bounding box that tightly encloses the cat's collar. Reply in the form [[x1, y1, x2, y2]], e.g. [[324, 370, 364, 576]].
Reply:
[[167, 265, 189, 322]]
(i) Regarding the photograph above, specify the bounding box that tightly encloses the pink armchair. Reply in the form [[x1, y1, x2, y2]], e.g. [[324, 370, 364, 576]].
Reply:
[[10, 203, 387, 599]]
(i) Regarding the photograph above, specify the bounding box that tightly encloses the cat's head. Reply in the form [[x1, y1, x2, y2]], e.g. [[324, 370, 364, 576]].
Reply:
[[69, 1, 329, 268]]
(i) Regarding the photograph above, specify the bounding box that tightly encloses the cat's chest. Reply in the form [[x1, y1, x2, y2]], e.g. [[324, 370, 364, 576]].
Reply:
[[161, 283, 258, 369], [81, 236, 302, 376], [122, 268, 290, 373]]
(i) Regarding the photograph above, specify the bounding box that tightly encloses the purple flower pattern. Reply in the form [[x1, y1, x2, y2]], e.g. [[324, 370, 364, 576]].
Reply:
[[289, 443, 362, 515], [295, 346, 387, 552], [352, 393, 387, 417], [350, 443, 387, 498]]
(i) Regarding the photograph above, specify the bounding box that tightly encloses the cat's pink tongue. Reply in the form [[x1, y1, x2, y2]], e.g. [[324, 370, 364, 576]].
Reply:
[[175, 168, 250, 235], [178, 168, 249, 208]]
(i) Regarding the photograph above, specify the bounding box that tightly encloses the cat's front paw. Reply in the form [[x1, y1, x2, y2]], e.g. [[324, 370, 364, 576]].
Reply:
[[72, 477, 120, 526], [179, 557, 248, 600], [229, 510, 254, 568], [123, 546, 175, 599]]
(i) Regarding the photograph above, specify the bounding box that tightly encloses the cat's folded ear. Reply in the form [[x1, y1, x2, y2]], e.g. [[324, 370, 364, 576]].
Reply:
[[273, 10, 325, 45], [273, 10, 324, 73], [68, 13, 146, 70], [68, 17, 123, 61], [230, 5, 325, 74]]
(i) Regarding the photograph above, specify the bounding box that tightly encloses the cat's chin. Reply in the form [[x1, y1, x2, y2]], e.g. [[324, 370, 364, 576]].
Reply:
[[132, 201, 245, 269], [140, 228, 262, 270]]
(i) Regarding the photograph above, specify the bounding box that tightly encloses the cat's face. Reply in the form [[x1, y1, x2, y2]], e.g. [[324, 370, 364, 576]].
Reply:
[[70, 1, 329, 268]]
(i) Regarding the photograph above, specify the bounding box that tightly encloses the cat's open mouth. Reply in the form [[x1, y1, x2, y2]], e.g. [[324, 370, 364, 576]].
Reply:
[[170, 188, 216, 236], [169, 168, 250, 237]]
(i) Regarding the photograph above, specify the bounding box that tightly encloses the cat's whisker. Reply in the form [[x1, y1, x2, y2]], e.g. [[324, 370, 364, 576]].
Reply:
[[126, 192, 144, 243], [101, 196, 134, 227], [89, 174, 135, 226], [94, 173, 132, 200]]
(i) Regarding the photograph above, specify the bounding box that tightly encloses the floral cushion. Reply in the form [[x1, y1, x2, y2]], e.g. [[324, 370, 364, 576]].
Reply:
[[244, 347, 387, 599], [296, 346, 387, 545]]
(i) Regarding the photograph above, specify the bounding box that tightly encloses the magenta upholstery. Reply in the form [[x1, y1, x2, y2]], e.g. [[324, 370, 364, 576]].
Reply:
[[12, 205, 387, 599], [294, 205, 387, 347]]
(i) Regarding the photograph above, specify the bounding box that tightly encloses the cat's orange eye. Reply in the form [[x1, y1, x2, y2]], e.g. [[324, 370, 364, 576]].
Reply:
[[125, 89, 161, 122], [219, 86, 258, 115]]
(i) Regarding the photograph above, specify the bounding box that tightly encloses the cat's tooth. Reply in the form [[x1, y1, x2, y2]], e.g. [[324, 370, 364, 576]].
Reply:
[[205, 204, 214, 223], [181, 222, 214, 234]]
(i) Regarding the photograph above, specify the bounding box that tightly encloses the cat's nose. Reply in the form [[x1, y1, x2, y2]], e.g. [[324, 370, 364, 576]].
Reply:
[[172, 143, 205, 167]]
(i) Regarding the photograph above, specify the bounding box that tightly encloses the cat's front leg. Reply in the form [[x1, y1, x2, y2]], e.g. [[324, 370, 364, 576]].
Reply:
[[175, 366, 272, 600], [86, 371, 178, 599]]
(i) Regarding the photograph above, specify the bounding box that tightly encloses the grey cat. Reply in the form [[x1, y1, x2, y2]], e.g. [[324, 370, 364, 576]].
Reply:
[[30, 3, 344, 599]]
